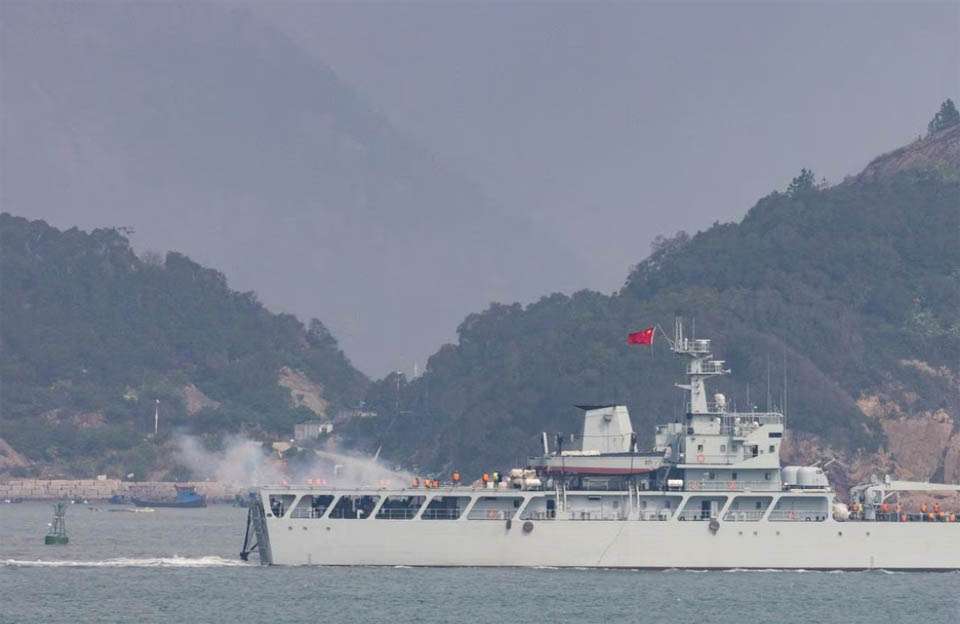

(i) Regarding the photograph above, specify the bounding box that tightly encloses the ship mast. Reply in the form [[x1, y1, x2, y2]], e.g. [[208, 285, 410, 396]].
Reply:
[[671, 318, 728, 414]]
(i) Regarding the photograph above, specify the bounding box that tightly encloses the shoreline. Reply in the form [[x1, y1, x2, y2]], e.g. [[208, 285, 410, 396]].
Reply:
[[0, 478, 244, 503]]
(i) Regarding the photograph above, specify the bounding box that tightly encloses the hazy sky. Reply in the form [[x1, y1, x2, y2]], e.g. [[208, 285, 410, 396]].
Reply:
[[264, 0, 958, 290], [3, 1, 957, 376]]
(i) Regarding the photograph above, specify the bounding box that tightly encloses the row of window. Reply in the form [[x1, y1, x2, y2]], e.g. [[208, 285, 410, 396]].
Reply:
[[268, 493, 828, 523]]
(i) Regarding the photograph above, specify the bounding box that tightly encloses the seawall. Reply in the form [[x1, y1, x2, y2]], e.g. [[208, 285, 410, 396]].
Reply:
[[0, 479, 244, 502]]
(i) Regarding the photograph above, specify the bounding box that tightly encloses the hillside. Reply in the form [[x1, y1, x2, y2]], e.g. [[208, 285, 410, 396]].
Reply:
[[0, 2, 583, 374], [347, 123, 960, 490], [0, 214, 368, 478]]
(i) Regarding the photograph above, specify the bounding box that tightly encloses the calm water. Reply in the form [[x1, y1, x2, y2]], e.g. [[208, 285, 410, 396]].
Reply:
[[1, 502, 958, 624]]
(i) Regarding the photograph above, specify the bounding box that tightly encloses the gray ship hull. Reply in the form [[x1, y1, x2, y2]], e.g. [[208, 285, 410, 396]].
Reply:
[[260, 516, 959, 570]]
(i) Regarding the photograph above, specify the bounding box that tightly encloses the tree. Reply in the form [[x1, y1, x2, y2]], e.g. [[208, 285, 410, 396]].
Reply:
[[786, 168, 816, 197], [927, 99, 959, 135]]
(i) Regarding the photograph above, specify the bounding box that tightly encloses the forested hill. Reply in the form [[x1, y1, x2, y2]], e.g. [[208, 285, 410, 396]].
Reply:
[[0, 215, 368, 477], [349, 117, 960, 488]]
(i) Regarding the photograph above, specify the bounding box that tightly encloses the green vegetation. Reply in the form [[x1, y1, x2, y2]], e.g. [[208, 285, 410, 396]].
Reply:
[[928, 98, 959, 135], [347, 162, 959, 477], [2, 102, 958, 481], [0, 215, 368, 476]]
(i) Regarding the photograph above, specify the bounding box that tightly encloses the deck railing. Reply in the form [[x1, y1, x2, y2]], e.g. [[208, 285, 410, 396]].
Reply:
[[722, 510, 765, 522], [289, 507, 329, 519], [421, 508, 464, 520], [375, 508, 420, 520], [768, 511, 827, 522], [690, 480, 779, 492]]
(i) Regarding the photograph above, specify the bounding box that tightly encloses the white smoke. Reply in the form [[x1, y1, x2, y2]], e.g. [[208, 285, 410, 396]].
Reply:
[[173, 434, 284, 487], [172, 434, 414, 489]]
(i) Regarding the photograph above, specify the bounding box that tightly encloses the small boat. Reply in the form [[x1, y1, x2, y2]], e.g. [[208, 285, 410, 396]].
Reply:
[[131, 485, 207, 509]]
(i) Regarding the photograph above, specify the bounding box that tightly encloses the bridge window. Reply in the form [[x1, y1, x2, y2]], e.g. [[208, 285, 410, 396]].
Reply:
[[422, 496, 471, 520], [268, 494, 296, 518], [290, 495, 334, 519], [376, 496, 426, 520], [329, 495, 380, 519]]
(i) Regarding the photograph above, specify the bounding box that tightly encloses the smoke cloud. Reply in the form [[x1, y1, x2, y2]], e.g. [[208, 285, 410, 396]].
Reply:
[[172, 434, 414, 489]]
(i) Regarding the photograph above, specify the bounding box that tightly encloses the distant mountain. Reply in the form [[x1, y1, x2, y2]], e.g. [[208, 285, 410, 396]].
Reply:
[[0, 3, 583, 375], [0, 214, 368, 478], [348, 121, 960, 490]]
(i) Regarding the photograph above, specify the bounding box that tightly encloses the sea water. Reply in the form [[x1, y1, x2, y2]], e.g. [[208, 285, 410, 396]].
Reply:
[[1, 503, 957, 623]]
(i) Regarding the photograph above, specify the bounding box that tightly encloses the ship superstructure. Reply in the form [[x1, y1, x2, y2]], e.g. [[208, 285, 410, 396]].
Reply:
[[240, 322, 960, 569]]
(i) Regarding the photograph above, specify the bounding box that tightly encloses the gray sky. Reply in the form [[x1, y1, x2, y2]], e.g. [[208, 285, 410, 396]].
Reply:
[[3, 1, 957, 376], [264, 0, 958, 289]]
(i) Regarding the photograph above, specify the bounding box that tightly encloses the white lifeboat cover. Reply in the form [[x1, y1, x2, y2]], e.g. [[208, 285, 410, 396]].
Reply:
[[580, 405, 634, 453]]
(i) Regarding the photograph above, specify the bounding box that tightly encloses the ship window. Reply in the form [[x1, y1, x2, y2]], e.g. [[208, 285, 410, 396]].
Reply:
[[290, 495, 334, 519], [422, 496, 471, 520], [467, 496, 523, 520], [722, 496, 772, 521], [520, 497, 549, 520], [764, 472, 771, 480], [697, 444, 704, 452], [769, 496, 828, 522], [268, 494, 296, 518], [376, 495, 426, 520], [707, 472, 716, 480], [769, 445, 776, 453], [679, 496, 727, 521], [328, 495, 380, 519], [731, 472, 738, 481]]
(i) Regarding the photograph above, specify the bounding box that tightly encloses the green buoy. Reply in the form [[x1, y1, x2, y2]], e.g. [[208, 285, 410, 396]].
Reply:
[[44, 502, 69, 545]]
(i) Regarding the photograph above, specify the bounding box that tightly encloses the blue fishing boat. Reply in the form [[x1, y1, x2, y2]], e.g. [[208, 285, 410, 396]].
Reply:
[[131, 485, 207, 508]]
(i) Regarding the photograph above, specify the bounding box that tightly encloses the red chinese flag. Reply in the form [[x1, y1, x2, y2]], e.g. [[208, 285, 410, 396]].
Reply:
[[627, 326, 655, 345]]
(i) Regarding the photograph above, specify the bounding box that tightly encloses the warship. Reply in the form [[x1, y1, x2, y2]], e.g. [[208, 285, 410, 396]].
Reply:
[[240, 322, 960, 569]]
